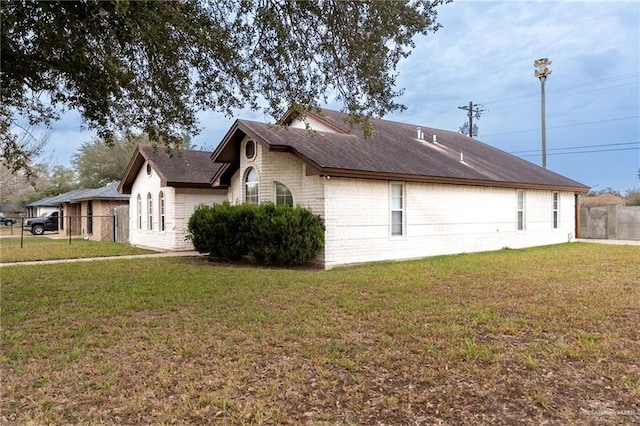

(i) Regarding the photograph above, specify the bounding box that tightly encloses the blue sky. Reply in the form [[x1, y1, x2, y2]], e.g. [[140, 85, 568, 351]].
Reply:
[[42, 0, 640, 192]]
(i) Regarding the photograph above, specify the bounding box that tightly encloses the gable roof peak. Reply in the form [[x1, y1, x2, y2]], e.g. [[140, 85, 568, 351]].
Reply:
[[118, 144, 224, 194]]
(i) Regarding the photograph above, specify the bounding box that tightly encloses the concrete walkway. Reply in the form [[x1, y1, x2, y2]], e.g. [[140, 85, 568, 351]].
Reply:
[[0, 251, 203, 267]]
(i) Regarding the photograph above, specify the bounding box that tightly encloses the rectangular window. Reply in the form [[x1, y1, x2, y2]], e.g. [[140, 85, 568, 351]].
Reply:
[[147, 194, 153, 231], [391, 183, 404, 236], [552, 192, 559, 229], [137, 195, 142, 230], [517, 190, 525, 231], [159, 192, 166, 231]]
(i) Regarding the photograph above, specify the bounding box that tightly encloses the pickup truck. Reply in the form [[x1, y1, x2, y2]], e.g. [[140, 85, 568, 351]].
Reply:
[[24, 211, 60, 235], [0, 215, 17, 226]]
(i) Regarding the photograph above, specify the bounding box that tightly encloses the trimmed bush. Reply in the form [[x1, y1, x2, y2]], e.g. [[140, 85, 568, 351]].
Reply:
[[187, 202, 324, 265]]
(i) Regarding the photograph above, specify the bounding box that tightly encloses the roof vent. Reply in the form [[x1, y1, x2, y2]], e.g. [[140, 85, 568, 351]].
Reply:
[[460, 152, 465, 163], [416, 127, 423, 140], [433, 134, 437, 144]]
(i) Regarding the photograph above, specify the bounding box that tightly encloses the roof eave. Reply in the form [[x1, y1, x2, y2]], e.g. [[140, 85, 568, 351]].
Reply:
[[210, 163, 231, 187], [312, 167, 590, 192], [164, 182, 217, 189], [118, 145, 145, 194]]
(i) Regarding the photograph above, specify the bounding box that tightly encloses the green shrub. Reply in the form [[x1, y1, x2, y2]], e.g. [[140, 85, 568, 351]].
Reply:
[[187, 202, 256, 260], [249, 203, 325, 264], [186, 203, 216, 254], [187, 202, 324, 265], [625, 189, 640, 206]]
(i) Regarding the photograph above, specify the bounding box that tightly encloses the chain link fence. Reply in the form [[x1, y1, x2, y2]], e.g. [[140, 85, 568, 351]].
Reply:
[[14, 208, 130, 247]]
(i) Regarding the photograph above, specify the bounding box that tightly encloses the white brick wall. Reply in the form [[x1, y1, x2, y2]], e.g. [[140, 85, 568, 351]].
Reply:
[[322, 179, 577, 268], [225, 139, 578, 269], [229, 137, 325, 213], [129, 161, 227, 251]]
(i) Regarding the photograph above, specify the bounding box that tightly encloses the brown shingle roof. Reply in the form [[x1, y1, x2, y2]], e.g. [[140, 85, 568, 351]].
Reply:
[[119, 145, 225, 194], [212, 109, 589, 192]]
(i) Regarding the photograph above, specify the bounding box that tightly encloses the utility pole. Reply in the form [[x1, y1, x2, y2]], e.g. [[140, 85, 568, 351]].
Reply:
[[534, 58, 552, 168], [458, 101, 485, 138]]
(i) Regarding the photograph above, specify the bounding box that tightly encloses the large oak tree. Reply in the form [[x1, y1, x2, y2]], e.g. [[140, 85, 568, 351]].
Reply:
[[1, 0, 445, 174]]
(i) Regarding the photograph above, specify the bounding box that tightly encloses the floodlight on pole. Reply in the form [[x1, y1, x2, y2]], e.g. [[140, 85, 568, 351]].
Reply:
[[534, 58, 552, 168]]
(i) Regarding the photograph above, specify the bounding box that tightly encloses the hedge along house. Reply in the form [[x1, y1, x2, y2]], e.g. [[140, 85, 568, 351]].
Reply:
[[210, 108, 590, 269], [118, 145, 227, 251]]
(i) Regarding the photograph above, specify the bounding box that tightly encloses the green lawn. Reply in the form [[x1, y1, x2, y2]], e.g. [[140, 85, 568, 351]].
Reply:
[[0, 237, 155, 263], [1, 243, 639, 424]]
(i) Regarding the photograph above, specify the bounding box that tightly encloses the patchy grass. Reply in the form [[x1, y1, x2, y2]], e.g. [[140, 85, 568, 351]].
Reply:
[[1, 243, 639, 424], [0, 237, 155, 263], [0, 224, 22, 237]]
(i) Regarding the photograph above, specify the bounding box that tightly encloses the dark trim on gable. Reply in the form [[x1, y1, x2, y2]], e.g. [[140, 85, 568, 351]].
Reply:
[[210, 163, 231, 187], [118, 145, 145, 194]]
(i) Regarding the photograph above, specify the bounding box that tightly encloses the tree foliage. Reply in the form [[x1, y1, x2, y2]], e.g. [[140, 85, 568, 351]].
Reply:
[[72, 134, 144, 189], [625, 189, 640, 206], [585, 187, 622, 198], [0, 162, 78, 208], [1, 0, 445, 174], [0, 127, 78, 207]]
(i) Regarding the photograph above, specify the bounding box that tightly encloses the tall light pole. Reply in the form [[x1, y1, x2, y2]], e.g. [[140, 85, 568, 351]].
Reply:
[[534, 58, 552, 168]]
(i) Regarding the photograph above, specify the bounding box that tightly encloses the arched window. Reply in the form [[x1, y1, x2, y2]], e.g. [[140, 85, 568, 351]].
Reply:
[[159, 191, 166, 231], [147, 193, 153, 230], [274, 182, 293, 207], [136, 194, 142, 229], [245, 167, 259, 204]]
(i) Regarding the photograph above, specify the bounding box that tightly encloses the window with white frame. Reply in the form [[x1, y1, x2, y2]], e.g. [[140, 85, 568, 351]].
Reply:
[[245, 167, 259, 204], [390, 183, 404, 236], [147, 192, 153, 230], [159, 191, 166, 231], [274, 181, 293, 207], [517, 190, 526, 231], [137, 194, 142, 229], [552, 192, 559, 229]]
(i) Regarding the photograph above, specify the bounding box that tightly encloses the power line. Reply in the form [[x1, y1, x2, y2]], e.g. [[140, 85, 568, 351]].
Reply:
[[457, 101, 485, 137], [482, 72, 640, 107], [517, 146, 639, 158], [486, 81, 639, 111], [482, 115, 640, 138], [510, 141, 639, 154]]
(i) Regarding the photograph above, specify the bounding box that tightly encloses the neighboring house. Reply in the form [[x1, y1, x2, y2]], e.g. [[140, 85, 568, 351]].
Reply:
[[24, 193, 69, 218], [118, 145, 228, 251], [0, 204, 24, 218], [25, 190, 87, 233], [210, 108, 590, 269], [23, 184, 129, 240], [65, 182, 130, 241]]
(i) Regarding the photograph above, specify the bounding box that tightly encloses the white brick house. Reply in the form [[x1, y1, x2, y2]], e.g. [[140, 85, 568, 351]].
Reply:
[[118, 146, 227, 251], [210, 108, 589, 269]]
